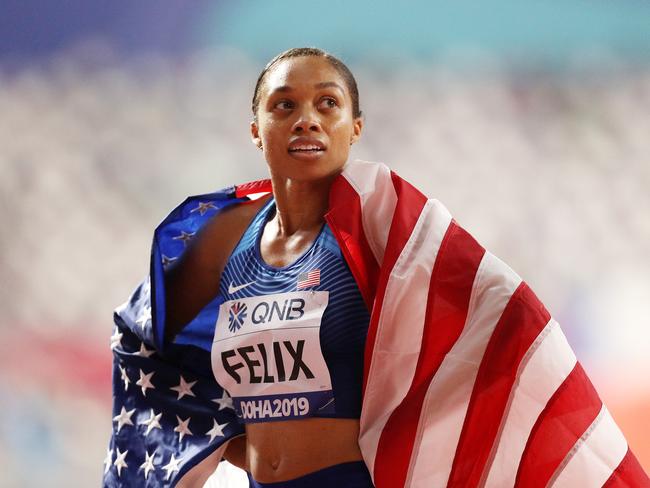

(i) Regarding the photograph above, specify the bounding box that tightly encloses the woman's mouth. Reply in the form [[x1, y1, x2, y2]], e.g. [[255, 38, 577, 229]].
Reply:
[[287, 139, 326, 160], [288, 145, 324, 153]]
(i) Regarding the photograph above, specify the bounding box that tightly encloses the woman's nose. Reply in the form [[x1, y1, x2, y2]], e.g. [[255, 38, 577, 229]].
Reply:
[[292, 111, 321, 133]]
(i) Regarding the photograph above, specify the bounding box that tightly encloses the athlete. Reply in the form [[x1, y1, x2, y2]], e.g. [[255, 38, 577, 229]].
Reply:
[[164, 48, 374, 486]]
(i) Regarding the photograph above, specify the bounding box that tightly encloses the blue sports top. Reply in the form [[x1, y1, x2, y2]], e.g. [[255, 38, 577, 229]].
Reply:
[[211, 197, 370, 424]]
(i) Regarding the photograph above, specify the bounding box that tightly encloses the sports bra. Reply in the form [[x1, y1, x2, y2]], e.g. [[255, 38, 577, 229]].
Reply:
[[211, 197, 370, 424]]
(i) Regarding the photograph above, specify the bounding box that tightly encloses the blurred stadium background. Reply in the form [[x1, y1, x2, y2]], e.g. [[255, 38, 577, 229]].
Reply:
[[1, 1, 649, 486]]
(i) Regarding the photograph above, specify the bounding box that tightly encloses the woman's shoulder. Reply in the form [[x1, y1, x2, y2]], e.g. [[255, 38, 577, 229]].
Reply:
[[178, 194, 271, 272], [204, 195, 270, 242], [163, 194, 272, 339]]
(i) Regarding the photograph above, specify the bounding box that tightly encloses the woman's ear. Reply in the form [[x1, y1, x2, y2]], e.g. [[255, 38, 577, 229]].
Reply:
[[251, 120, 262, 149], [350, 116, 364, 145]]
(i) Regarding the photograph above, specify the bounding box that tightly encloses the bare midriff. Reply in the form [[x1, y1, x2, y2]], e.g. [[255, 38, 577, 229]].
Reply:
[[245, 417, 363, 482]]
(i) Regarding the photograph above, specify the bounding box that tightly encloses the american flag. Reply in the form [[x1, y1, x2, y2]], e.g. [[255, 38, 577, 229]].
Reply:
[[102, 189, 268, 487], [297, 269, 320, 289], [324, 160, 649, 487]]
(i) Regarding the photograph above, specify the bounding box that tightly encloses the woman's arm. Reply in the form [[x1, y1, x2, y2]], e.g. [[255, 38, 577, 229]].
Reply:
[[163, 196, 271, 343]]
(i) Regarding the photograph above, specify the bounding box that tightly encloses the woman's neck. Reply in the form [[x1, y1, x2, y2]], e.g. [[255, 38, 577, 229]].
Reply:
[[268, 174, 336, 236]]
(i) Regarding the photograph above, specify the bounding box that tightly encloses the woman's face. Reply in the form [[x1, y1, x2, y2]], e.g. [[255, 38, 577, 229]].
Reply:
[[251, 56, 363, 183]]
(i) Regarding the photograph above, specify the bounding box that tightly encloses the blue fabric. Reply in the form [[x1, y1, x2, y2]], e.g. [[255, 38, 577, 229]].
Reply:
[[217, 197, 370, 421], [247, 461, 374, 488], [104, 188, 249, 487]]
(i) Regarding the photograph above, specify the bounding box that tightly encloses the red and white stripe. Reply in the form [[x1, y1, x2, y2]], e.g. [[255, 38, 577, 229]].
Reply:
[[326, 160, 649, 488]]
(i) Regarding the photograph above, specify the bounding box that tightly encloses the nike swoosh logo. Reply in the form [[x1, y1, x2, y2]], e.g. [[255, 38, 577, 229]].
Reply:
[[228, 281, 255, 294]]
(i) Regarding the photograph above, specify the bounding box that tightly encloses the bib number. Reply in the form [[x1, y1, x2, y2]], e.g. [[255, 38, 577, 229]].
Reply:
[[212, 291, 334, 422]]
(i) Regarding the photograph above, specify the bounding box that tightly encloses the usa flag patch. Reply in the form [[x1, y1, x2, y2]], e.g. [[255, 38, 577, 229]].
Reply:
[[297, 269, 320, 289]]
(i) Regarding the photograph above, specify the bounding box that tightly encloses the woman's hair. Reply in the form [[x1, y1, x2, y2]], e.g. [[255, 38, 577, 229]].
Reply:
[[252, 47, 362, 120]]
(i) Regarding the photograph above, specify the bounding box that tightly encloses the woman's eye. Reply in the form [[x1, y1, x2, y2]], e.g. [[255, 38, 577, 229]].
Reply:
[[318, 97, 338, 109], [275, 100, 294, 110]]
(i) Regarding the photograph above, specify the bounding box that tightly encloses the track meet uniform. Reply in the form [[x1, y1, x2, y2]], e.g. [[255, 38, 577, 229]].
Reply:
[[212, 197, 374, 487]]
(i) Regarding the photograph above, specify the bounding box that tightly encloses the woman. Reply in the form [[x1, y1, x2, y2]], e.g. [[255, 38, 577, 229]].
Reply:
[[164, 47, 374, 487]]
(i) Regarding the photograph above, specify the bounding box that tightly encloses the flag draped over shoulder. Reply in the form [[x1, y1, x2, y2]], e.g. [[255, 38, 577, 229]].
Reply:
[[325, 160, 649, 487], [103, 182, 270, 487], [105, 159, 648, 487]]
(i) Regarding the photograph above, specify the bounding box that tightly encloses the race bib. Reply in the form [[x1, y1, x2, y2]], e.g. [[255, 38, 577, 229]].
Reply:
[[211, 291, 334, 423]]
